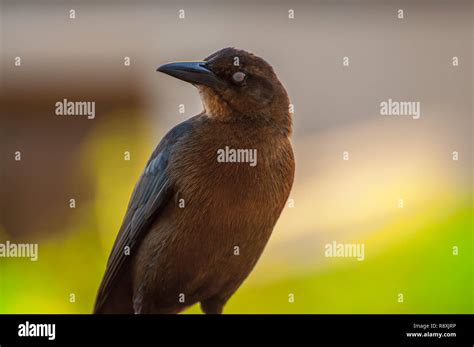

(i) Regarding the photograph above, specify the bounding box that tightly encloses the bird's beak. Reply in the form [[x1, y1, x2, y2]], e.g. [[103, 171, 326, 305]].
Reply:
[[157, 61, 224, 90]]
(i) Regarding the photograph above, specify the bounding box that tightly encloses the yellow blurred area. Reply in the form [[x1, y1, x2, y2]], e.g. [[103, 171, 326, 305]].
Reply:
[[80, 109, 155, 253]]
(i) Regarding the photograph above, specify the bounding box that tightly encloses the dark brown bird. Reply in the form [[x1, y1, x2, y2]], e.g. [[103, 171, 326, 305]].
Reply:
[[94, 47, 295, 314]]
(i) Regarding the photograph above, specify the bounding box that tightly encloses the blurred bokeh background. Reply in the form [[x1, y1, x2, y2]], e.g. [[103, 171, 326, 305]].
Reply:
[[0, 0, 472, 313]]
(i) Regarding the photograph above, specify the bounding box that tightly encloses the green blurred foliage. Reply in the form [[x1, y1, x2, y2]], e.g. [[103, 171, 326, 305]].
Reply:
[[217, 204, 473, 314]]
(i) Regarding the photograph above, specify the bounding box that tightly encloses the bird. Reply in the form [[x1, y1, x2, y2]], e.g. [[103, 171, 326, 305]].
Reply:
[[94, 47, 295, 314]]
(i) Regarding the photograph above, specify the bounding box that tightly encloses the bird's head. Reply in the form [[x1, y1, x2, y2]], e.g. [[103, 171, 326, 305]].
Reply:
[[158, 48, 291, 135]]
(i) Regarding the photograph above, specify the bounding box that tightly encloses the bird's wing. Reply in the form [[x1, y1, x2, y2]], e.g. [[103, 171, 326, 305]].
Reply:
[[94, 119, 195, 313]]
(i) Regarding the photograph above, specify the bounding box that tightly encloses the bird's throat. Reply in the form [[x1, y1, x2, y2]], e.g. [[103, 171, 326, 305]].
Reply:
[[198, 86, 236, 119]]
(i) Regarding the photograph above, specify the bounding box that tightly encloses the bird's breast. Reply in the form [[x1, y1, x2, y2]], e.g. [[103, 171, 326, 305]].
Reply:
[[168, 122, 294, 240]]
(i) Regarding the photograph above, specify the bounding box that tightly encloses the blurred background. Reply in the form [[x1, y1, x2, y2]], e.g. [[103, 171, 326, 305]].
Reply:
[[0, 0, 472, 313]]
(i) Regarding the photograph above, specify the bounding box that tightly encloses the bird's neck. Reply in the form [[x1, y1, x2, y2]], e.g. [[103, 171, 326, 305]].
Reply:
[[199, 88, 292, 137], [199, 87, 235, 119]]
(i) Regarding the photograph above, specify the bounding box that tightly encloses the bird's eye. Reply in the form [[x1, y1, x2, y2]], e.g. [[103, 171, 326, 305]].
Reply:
[[232, 71, 246, 83]]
